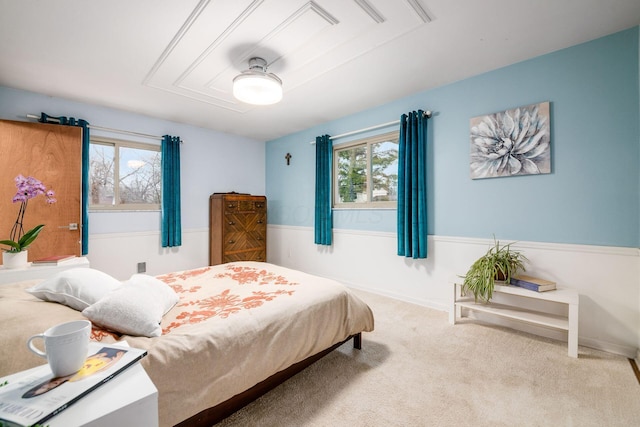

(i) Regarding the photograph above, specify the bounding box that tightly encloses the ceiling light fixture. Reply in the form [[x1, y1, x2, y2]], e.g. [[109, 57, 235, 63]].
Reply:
[[232, 57, 283, 105]]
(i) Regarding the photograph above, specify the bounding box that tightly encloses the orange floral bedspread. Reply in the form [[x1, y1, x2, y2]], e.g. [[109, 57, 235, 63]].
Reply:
[[0, 262, 374, 427], [159, 264, 300, 334]]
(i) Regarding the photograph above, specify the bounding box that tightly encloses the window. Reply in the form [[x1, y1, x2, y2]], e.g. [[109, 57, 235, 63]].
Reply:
[[89, 137, 161, 210], [333, 131, 399, 209]]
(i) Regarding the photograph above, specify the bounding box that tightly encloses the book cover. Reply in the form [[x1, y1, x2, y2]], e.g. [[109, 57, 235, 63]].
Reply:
[[32, 255, 76, 265], [0, 342, 147, 427], [510, 276, 557, 292], [513, 275, 556, 286]]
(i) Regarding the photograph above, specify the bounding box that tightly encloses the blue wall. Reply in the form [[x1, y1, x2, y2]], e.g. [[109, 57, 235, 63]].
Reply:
[[266, 27, 640, 248], [0, 86, 266, 234]]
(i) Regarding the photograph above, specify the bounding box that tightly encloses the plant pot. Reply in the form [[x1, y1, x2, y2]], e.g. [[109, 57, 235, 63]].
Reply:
[[495, 271, 507, 281], [2, 250, 29, 269]]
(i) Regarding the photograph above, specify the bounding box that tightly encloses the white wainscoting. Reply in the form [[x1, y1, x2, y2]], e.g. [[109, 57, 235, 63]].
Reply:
[[267, 225, 640, 358], [87, 228, 209, 280]]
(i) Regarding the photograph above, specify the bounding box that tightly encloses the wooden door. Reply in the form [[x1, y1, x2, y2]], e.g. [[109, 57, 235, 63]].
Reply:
[[0, 120, 83, 263]]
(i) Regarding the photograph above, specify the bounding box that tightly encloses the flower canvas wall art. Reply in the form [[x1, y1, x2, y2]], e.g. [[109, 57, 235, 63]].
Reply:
[[470, 102, 550, 179]]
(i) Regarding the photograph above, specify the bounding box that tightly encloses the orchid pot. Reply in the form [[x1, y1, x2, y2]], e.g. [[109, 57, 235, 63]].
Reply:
[[2, 250, 29, 269]]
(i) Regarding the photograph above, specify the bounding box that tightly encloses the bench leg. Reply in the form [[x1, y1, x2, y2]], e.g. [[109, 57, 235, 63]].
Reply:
[[450, 283, 459, 325], [568, 303, 579, 358]]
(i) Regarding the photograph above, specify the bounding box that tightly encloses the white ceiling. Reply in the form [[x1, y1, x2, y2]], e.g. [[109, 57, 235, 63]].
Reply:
[[1, 0, 639, 141]]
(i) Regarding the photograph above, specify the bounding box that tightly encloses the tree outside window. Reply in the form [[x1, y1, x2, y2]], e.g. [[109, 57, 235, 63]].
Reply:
[[334, 131, 398, 209], [90, 137, 161, 210]]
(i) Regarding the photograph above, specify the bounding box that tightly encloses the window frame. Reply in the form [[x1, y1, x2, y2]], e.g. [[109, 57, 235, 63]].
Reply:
[[89, 136, 161, 211], [332, 131, 399, 210]]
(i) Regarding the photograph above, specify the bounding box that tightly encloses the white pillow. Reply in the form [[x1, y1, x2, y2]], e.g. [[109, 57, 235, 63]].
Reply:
[[128, 274, 178, 315], [82, 274, 178, 338], [26, 268, 122, 311]]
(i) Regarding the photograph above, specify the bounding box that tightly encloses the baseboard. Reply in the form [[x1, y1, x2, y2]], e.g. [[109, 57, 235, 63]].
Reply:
[[346, 283, 638, 359], [568, 337, 636, 359], [344, 280, 449, 312], [458, 311, 637, 359]]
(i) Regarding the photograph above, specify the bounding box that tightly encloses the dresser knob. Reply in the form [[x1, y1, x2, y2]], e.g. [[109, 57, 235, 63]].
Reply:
[[228, 221, 235, 225], [228, 240, 235, 244], [257, 220, 263, 224]]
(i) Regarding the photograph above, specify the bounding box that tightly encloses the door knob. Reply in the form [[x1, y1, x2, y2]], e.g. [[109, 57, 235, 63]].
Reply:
[[58, 223, 79, 230]]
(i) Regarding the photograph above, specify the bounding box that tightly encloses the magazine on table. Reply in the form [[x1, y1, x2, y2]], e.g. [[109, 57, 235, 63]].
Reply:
[[0, 342, 147, 427]]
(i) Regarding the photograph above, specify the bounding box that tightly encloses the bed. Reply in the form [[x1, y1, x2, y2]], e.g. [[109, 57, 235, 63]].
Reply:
[[0, 261, 374, 426]]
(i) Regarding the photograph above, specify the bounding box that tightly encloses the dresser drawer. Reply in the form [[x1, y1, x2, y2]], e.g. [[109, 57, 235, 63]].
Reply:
[[223, 248, 266, 263], [245, 229, 266, 247], [223, 230, 265, 250], [225, 200, 266, 213], [223, 212, 266, 234], [223, 214, 244, 233]]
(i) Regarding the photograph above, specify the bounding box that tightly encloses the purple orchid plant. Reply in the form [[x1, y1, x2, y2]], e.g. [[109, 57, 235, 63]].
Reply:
[[0, 175, 56, 253]]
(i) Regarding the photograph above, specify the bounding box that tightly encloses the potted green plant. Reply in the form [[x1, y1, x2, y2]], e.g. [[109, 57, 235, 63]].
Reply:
[[461, 237, 528, 302]]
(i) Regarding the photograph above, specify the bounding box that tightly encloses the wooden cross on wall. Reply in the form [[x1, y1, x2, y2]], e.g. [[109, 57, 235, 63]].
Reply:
[[285, 152, 292, 165]]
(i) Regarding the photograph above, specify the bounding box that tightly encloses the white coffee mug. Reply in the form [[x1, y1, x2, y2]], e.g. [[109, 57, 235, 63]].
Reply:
[[27, 320, 91, 377]]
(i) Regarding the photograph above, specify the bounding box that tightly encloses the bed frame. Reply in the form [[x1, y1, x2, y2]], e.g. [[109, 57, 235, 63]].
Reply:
[[176, 333, 362, 426]]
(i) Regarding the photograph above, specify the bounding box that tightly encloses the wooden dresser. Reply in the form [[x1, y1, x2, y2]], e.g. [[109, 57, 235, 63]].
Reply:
[[209, 193, 267, 265]]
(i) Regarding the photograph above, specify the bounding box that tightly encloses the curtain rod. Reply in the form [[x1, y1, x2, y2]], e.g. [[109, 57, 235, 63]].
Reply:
[[308, 110, 432, 144], [26, 114, 164, 141]]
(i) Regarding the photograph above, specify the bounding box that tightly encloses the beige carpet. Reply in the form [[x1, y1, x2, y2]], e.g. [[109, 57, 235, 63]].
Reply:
[[216, 289, 640, 427]]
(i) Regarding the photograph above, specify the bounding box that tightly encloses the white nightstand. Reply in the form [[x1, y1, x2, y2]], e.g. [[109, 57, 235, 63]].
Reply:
[[0, 256, 90, 285], [1, 362, 159, 427]]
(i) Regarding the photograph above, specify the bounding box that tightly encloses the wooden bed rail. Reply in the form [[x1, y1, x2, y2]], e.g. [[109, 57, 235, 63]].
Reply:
[[177, 333, 363, 426]]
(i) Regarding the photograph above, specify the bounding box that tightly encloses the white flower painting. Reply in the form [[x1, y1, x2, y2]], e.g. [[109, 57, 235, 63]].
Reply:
[[470, 102, 550, 179]]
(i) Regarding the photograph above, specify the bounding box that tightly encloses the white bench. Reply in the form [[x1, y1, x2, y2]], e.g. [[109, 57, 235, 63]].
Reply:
[[450, 282, 579, 357]]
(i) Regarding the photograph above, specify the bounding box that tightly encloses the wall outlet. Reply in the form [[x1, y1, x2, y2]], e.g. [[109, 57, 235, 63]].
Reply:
[[137, 262, 146, 273]]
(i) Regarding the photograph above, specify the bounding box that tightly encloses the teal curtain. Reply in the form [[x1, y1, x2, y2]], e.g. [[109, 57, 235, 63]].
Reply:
[[39, 113, 90, 255], [397, 110, 429, 258], [161, 135, 182, 247], [314, 134, 332, 245]]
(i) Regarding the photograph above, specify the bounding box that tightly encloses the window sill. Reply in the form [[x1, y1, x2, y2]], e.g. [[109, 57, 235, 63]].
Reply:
[[89, 209, 161, 213], [332, 207, 396, 211]]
